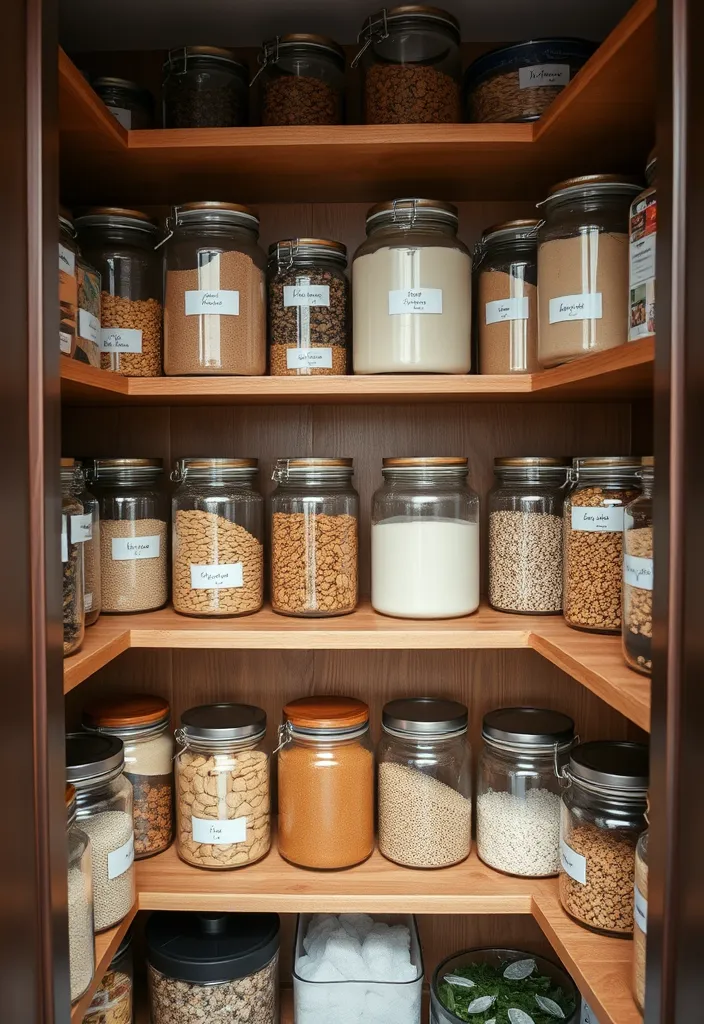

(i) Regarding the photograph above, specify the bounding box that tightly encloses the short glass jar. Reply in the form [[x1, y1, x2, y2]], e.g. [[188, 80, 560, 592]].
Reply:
[[74, 463, 101, 625], [558, 740, 649, 936], [256, 35, 345, 125], [355, 6, 461, 124], [163, 47, 249, 128], [66, 784, 94, 1004], [537, 176, 641, 368], [86, 458, 168, 614], [59, 211, 78, 357], [372, 457, 480, 619], [378, 698, 471, 868], [623, 458, 654, 675], [633, 828, 649, 1013], [267, 239, 350, 376], [171, 457, 264, 617], [477, 707, 575, 878], [175, 703, 270, 870], [353, 199, 472, 374], [92, 76, 153, 129], [75, 207, 163, 376], [271, 458, 359, 617], [65, 733, 135, 932], [84, 931, 133, 1024], [488, 456, 570, 614], [83, 695, 174, 859], [629, 150, 657, 342], [163, 202, 267, 376], [563, 456, 641, 634], [61, 458, 85, 657], [278, 696, 374, 869]]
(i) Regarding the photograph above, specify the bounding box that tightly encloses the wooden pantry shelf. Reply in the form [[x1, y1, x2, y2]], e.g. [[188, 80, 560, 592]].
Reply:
[[69, 906, 137, 1023]]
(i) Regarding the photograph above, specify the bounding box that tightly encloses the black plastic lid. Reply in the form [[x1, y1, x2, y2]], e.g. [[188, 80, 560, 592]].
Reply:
[[180, 703, 267, 743], [65, 732, 124, 783], [382, 698, 468, 736], [482, 707, 575, 747], [146, 912, 280, 984], [569, 741, 649, 792]]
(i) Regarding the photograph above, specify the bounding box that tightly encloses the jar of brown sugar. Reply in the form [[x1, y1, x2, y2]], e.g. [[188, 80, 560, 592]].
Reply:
[[278, 696, 374, 869], [255, 35, 345, 126]]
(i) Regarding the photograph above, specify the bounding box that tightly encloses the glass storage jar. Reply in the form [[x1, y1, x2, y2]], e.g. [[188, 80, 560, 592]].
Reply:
[[61, 458, 85, 657], [59, 211, 79, 358], [278, 696, 374, 869], [537, 175, 642, 367], [84, 930, 134, 1024], [92, 76, 153, 129], [267, 239, 350, 376], [378, 698, 471, 868], [83, 695, 174, 859], [175, 703, 270, 869], [558, 740, 649, 936], [477, 707, 575, 878], [354, 6, 461, 124], [163, 46, 249, 128], [564, 456, 641, 634], [623, 457, 654, 675], [488, 456, 570, 614], [371, 457, 480, 618], [353, 199, 472, 374], [256, 35, 345, 125], [163, 202, 266, 376], [629, 150, 657, 342], [66, 784, 94, 1004], [171, 457, 264, 617], [65, 733, 135, 932], [75, 254, 102, 367], [271, 458, 359, 617], [86, 458, 168, 614], [477, 219, 540, 374], [147, 911, 280, 1024], [75, 207, 163, 376], [633, 827, 649, 1013], [73, 463, 101, 626]]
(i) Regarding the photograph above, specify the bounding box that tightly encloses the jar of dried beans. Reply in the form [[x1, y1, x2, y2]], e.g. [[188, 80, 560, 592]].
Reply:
[[255, 35, 345, 126], [271, 458, 359, 617], [92, 75, 154, 129], [73, 463, 101, 625], [633, 827, 649, 1013], [563, 456, 641, 634], [66, 784, 94, 1004], [171, 457, 264, 617], [558, 740, 649, 937], [623, 457, 654, 675], [61, 459, 85, 657], [175, 703, 271, 870], [84, 930, 134, 1024], [163, 47, 249, 128], [278, 696, 374, 869], [267, 238, 350, 376]]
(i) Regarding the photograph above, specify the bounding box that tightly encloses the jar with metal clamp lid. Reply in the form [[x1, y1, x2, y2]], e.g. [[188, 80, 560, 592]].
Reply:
[[163, 46, 249, 128], [61, 458, 85, 657], [66, 784, 94, 1003], [73, 462, 101, 625], [254, 35, 345, 125], [59, 210, 78, 358], [623, 456, 654, 675], [633, 825, 649, 1012], [92, 76, 153, 129]]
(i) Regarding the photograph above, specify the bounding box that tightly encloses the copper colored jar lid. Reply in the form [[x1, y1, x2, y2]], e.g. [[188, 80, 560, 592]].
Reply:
[[83, 694, 170, 730], [74, 207, 159, 235], [65, 784, 76, 807], [283, 695, 369, 732], [363, 6, 460, 33], [383, 456, 467, 468], [481, 219, 540, 245]]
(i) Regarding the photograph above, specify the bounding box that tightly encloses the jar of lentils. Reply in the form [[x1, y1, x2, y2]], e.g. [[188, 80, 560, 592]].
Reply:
[[256, 35, 345, 125], [74, 462, 101, 626], [61, 458, 85, 657], [66, 784, 94, 1004], [163, 47, 249, 128], [623, 457, 654, 675]]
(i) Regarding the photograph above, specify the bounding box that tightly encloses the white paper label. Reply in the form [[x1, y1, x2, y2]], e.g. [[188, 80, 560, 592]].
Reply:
[[485, 296, 530, 325], [634, 886, 648, 934], [560, 838, 587, 885], [107, 104, 132, 130], [59, 244, 75, 276], [549, 293, 603, 324], [630, 232, 656, 288], [388, 288, 443, 315], [581, 999, 601, 1024], [286, 348, 333, 370], [107, 833, 134, 880], [624, 554, 653, 590], [571, 506, 625, 532], [85, 592, 93, 612], [61, 515, 68, 563], [60, 333, 72, 355], [70, 512, 93, 543], [283, 284, 330, 307], [519, 63, 571, 89], [185, 290, 239, 316], [192, 816, 247, 845], [111, 535, 161, 561], [190, 563, 244, 589], [100, 328, 142, 353], [78, 309, 100, 343]]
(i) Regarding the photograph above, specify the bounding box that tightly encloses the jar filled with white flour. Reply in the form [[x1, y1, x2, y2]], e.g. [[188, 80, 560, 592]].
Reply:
[[371, 457, 480, 618]]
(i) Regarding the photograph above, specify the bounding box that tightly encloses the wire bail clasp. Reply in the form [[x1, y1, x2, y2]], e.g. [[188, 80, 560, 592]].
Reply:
[[251, 36, 280, 86], [273, 721, 293, 754], [351, 9, 389, 68]]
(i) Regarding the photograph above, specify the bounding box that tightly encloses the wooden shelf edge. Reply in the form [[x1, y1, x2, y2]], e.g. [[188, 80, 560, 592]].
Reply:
[[63, 625, 131, 693], [69, 906, 137, 1023], [59, 48, 127, 149]]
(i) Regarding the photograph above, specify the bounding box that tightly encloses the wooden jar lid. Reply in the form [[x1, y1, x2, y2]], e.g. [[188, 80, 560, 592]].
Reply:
[[283, 695, 369, 731], [83, 694, 170, 729]]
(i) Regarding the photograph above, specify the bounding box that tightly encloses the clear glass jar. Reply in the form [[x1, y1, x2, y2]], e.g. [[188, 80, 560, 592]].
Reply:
[[163, 202, 266, 376], [278, 696, 374, 869], [61, 459, 85, 657], [73, 464, 101, 626], [271, 458, 359, 617], [477, 219, 540, 374], [537, 175, 642, 368], [629, 150, 657, 343], [623, 458, 654, 675], [163, 47, 248, 128], [477, 707, 575, 878], [75, 254, 102, 367], [488, 456, 570, 614], [84, 931, 133, 1024], [59, 211, 78, 358], [634, 827, 649, 1013], [564, 456, 642, 634], [85, 458, 168, 614], [355, 6, 461, 124], [171, 458, 264, 617], [558, 740, 649, 936], [378, 698, 471, 868], [75, 207, 163, 377], [66, 784, 94, 1004], [256, 35, 345, 126], [372, 457, 480, 619], [267, 239, 350, 376], [92, 76, 153, 129], [353, 199, 472, 374], [66, 733, 135, 932], [175, 703, 270, 869], [83, 695, 174, 859]]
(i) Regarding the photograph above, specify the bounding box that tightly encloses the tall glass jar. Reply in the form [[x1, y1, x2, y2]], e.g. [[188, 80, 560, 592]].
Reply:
[[59, 211, 78, 357], [92, 76, 153, 129], [75, 207, 163, 376], [355, 6, 461, 124], [84, 931, 134, 1024], [65, 733, 135, 932], [86, 458, 168, 614], [559, 741, 649, 937], [74, 463, 101, 625], [623, 458, 654, 675], [175, 703, 270, 870], [171, 457, 264, 617], [256, 35, 345, 126], [353, 199, 472, 374], [488, 457, 570, 614], [564, 456, 641, 634], [537, 176, 642, 367], [271, 458, 359, 617], [163, 47, 249, 128], [372, 457, 480, 619], [163, 202, 266, 376], [378, 698, 471, 868], [267, 239, 350, 376], [83, 695, 174, 859], [477, 707, 575, 878], [66, 784, 94, 1004], [61, 459, 85, 657], [477, 219, 540, 374], [634, 827, 649, 1013], [629, 150, 657, 342], [278, 696, 374, 869]]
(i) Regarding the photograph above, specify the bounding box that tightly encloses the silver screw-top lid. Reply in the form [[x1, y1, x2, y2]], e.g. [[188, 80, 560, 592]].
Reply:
[[382, 697, 468, 736], [482, 707, 575, 748], [568, 741, 649, 793], [65, 732, 124, 783], [180, 704, 267, 743]]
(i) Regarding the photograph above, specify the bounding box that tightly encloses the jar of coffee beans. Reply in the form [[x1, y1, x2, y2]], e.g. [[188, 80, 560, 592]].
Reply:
[[163, 47, 249, 128], [623, 458, 654, 675], [255, 35, 345, 126]]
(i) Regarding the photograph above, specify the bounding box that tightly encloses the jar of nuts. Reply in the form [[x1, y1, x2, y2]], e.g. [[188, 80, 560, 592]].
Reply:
[[623, 458, 654, 675], [255, 35, 345, 126]]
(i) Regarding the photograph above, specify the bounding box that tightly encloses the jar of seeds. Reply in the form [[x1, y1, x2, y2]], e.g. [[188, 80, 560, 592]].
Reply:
[[73, 463, 101, 626], [66, 784, 94, 1004], [623, 458, 654, 675], [61, 459, 85, 657]]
